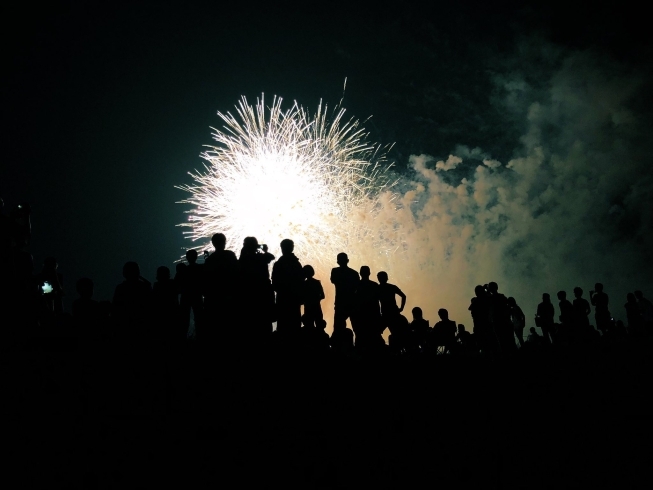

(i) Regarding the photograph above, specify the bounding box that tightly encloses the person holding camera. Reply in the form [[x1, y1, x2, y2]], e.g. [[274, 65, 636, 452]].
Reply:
[[239, 236, 275, 345]]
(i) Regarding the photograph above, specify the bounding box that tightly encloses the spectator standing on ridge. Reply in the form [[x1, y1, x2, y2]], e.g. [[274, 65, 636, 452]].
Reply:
[[432, 308, 457, 354], [508, 297, 526, 348], [590, 283, 611, 335], [488, 282, 515, 354], [239, 237, 275, 345], [352, 265, 382, 350], [469, 285, 498, 357], [573, 287, 592, 339], [178, 249, 205, 341], [377, 271, 407, 349], [330, 252, 360, 345], [409, 306, 429, 351], [272, 239, 304, 337], [301, 264, 325, 329], [203, 233, 239, 343], [536, 293, 555, 344]]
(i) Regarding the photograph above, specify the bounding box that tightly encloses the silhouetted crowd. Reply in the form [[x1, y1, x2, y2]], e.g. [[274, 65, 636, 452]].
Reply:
[[2, 199, 653, 357]]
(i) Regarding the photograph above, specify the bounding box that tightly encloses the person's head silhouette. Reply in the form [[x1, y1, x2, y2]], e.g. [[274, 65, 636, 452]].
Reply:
[[557, 291, 567, 301], [635, 290, 644, 300], [359, 265, 371, 279], [529, 327, 537, 335], [438, 308, 449, 320], [211, 233, 226, 251], [123, 261, 140, 281], [243, 236, 259, 254], [488, 282, 498, 294], [303, 264, 315, 279], [377, 271, 388, 284], [336, 252, 349, 267], [412, 307, 423, 320], [156, 266, 170, 282], [76, 278, 94, 299], [280, 239, 294, 255], [627, 292, 636, 303], [474, 285, 485, 297], [186, 249, 198, 264], [595, 283, 604, 293], [543, 293, 551, 303], [574, 287, 583, 298]]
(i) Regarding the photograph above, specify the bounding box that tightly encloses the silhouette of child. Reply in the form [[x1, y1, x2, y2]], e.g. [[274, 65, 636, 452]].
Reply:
[[302, 264, 325, 328]]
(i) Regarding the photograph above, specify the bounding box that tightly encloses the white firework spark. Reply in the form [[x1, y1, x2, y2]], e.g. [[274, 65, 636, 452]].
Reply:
[[177, 95, 396, 274]]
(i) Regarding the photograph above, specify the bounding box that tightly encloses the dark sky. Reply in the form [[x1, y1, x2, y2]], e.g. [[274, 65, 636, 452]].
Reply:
[[2, 1, 651, 306]]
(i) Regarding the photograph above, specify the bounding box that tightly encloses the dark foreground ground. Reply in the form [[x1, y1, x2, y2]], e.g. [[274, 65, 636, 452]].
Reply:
[[8, 334, 653, 489]]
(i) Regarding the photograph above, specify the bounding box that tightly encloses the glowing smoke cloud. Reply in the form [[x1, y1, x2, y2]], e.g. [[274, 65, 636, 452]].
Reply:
[[177, 96, 397, 281]]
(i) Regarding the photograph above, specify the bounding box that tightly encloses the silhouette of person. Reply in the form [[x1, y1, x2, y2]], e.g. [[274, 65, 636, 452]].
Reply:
[[527, 327, 542, 345], [239, 237, 275, 345], [112, 261, 152, 339], [487, 282, 514, 354], [203, 233, 239, 343], [301, 265, 325, 329], [153, 266, 181, 343], [625, 293, 644, 335], [536, 293, 555, 344], [36, 256, 64, 315], [352, 265, 382, 350], [634, 290, 653, 335], [272, 239, 304, 336], [456, 324, 475, 355], [557, 291, 574, 343], [410, 306, 429, 351], [377, 271, 407, 348], [432, 308, 457, 354], [330, 252, 360, 340], [573, 287, 592, 339], [469, 285, 499, 356], [590, 283, 610, 335], [178, 249, 205, 340], [508, 297, 526, 348]]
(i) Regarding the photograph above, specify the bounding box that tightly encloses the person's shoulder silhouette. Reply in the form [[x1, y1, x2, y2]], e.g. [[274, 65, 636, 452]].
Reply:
[[330, 253, 360, 303]]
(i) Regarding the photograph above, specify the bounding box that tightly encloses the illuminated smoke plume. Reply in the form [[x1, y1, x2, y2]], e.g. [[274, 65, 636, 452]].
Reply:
[[179, 50, 652, 334]]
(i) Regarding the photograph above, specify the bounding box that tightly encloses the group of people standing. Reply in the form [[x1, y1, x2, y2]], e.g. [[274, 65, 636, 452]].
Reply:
[[167, 234, 412, 352]]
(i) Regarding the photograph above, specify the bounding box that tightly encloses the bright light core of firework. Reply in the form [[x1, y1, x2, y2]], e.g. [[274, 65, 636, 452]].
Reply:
[[177, 95, 393, 271]]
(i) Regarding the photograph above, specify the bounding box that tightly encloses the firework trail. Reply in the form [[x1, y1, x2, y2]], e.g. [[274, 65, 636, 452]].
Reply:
[[177, 95, 398, 279]]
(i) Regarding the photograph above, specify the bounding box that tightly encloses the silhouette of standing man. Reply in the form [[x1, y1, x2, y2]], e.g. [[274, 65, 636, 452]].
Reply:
[[590, 283, 611, 335], [352, 265, 382, 349], [330, 252, 360, 341], [272, 239, 304, 336], [377, 271, 406, 339], [536, 293, 555, 344], [204, 233, 239, 344], [179, 249, 204, 340]]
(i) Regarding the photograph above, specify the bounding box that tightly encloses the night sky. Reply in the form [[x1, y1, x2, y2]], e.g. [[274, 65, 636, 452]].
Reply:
[[3, 1, 652, 316]]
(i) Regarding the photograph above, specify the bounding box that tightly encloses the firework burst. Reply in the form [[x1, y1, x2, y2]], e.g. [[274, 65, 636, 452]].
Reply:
[[177, 95, 396, 275]]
